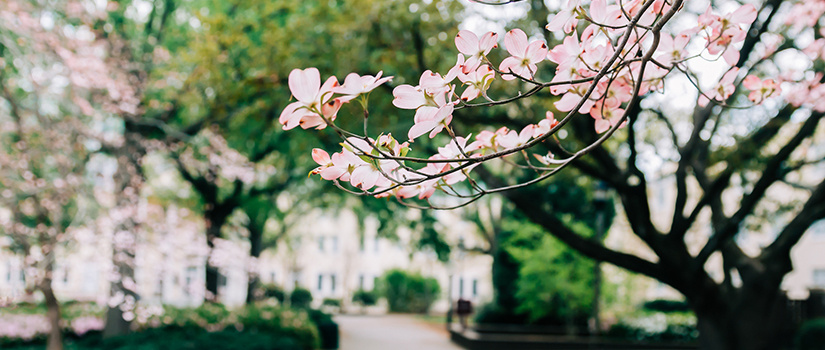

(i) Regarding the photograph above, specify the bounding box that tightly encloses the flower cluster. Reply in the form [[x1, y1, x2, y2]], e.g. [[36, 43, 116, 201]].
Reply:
[[695, 4, 757, 66], [279, 0, 789, 202]]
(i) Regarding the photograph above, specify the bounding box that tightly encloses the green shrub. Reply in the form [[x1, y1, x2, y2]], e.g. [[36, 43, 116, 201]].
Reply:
[[642, 299, 690, 313], [475, 302, 531, 325], [98, 326, 310, 350], [321, 298, 341, 308], [379, 269, 440, 313], [151, 305, 319, 349], [3, 304, 326, 350], [606, 312, 698, 342], [0, 301, 104, 320], [352, 289, 378, 307], [797, 318, 825, 350], [262, 283, 286, 304], [307, 309, 338, 350], [290, 287, 314, 309]]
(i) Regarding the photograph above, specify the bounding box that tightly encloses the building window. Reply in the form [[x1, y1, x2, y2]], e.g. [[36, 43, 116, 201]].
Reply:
[[63, 269, 69, 284], [330, 274, 337, 292], [374, 236, 380, 253], [472, 279, 478, 297], [359, 235, 365, 252], [184, 266, 197, 296], [317, 274, 324, 291], [813, 269, 825, 289], [157, 277, 164, 298], [459, 277, 464, 297], [359, 275, 365, 290], [331, 236, 339, 253], [270, 272, 276, 283], [318, 236, 325, 252]]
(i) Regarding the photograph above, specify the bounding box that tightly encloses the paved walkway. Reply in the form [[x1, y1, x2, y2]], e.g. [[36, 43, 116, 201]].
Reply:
[[336, 314, 464, 350]]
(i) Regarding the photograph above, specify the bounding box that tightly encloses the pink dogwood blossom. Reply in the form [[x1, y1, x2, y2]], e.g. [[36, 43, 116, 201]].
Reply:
[[742, 75, 781, 104], [699, 68, 739, 106], [408, 92, 455, 140], [458, 64, 495, 101], [277, 0, 796, 202], [279, 68, 347, 130], [698, 4, 757, 65], [334, 71, 393, 99], [455, 30, 499, 73], [499, 29, 547, 81], [546, 0, 581, 34]]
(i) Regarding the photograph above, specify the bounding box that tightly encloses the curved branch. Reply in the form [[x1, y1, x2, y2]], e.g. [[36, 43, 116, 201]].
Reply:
[[476, 166, 668, 281], [763, 177, 825, 263], [694, 112, 823, 267]]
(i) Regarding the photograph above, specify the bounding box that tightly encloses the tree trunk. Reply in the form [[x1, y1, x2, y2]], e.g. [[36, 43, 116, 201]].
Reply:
[[692, 286, 789, 350], [694, 309, 785, 350], [246, 222, 263, 304], [103, 307, 131, 338], [42, 280, 63, 350], [205, 209, 230, 302], [246, 276, 260, 305], [103, 221, 137, 338], [104, 128, 143, 337], [491, 230, 519, 313], [205, 264, 220, 302]]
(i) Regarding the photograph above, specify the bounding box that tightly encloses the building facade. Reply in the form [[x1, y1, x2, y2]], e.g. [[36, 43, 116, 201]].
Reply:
[[0, 204, 494, 313]]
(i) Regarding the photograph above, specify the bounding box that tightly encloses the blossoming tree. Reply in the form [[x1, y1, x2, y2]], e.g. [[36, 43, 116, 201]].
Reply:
[[0, 2, 106, 349], [279, 0, 825, 348]]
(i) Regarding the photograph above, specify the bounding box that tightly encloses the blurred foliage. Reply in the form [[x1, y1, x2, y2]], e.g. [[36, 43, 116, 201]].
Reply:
[[142, 0, 470, 264], [3, 304, 328, 350], [99, 327, 310, 350], [352, 289, 378, 307], [642, 299, 691, 314], [0, 301, 105, 321], [289, 287, 314, 309], [606, 311, 698, 342], [507, 218, 596, 326], [379, 268, 440, 314], [321, 298, 341, 308], [152, 0, 467, 158], [474, 170, 614, 326], [261, 283, 286, 304], [305, 309, 338, 350], [410, 209, 453, 262], [796, 318, 825, 350]]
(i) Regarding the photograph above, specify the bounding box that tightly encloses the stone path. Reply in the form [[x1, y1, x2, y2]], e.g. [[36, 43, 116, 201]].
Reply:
[[336, 314, 464, 350]]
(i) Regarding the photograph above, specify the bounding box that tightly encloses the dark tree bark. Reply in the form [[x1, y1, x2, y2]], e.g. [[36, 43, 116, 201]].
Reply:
[[245, 219, 264, 304], [174, 156, 242, 302], [176, 138, 294, 304], [43, 282, 63, 350], [462, 2, 822, 347], [104, 125, 144, 338], [41, 256, 63, 350], [203, 202, 236, 302], [475, 103, 824, 350]]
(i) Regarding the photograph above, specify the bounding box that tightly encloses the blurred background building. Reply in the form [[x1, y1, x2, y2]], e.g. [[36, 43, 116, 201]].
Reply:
[[0, 205, 494, 312]]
